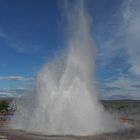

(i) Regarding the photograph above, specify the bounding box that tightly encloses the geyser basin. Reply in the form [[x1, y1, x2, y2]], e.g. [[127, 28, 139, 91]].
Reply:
[[1, 128, 140, 140], [9, 1, 118, 135]]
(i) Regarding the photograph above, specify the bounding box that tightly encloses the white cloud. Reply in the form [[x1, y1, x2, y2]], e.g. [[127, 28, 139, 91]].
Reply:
[[104, 92, 140, 100], [120, 0, 140, 76], [129, 65, 140, 76], [107, 77, 131, 89], [0, 88, 31, 98], [0, 92, 15, 98], [97, 0, 140, 77], [106, 75, 140, 90], [0, 76, 31, 81], [101, 75, 140, 100]]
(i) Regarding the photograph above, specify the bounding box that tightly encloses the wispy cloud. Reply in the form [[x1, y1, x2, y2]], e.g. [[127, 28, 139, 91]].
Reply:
[[0, 28, 44, 54], [97, 39, 122, 66], [0, 28, 8, 39], [119, 0, 140, 76], [0, 76, 32, 81], [9, 41, 44, 54], [97, 0, 140, 77], [97, 0, 140, 100], [103, 92, 140, 100], [107, 77, 131, 90], [99, 74, 140, 100], [106, 75, 140, 90], [0, 88, 31, 98]]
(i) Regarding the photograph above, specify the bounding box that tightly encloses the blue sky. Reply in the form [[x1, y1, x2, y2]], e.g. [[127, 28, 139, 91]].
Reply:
[[0, 0, 140, 99]]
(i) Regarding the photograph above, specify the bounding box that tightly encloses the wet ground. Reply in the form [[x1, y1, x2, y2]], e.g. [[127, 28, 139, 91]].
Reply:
[[0, 117, 140, 140], [0, 127, 140, 140], [1, 100, 140, 140]]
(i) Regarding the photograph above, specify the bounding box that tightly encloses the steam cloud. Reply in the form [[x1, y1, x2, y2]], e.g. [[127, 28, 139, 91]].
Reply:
[[9, 1, 118, 135]]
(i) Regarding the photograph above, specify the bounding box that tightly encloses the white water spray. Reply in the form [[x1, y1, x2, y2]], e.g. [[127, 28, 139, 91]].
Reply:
[[9, 1, 118, 135]]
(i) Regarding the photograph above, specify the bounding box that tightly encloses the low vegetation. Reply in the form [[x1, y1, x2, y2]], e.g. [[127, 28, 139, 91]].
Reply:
[[102, 100, 140, 111], [0, 100, 15, 115], [0, 100, 9, 113]]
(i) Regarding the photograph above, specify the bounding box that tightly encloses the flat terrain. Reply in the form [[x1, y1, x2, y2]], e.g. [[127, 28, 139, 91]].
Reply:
[[0, 100, 140, 140], [0, 127, 140, 140]]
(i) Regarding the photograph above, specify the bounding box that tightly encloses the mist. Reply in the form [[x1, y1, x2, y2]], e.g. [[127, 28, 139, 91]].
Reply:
[[9, 1, 118, 136]]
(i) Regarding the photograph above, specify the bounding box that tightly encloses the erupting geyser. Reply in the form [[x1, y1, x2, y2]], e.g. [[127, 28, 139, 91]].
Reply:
[[9, 1, 118, 135]]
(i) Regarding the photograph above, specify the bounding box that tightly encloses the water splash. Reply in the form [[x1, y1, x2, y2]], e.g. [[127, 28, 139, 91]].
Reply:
[[9, 1, 118, 135]]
